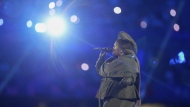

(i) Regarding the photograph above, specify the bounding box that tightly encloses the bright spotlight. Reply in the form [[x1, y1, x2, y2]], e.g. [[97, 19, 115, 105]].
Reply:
[[81, 63, 89, 71], [46, 16, 66, 36], [114, 7, 121, 14], [49, 2, 55, 9], [26, 20, 32, 28], [35, 23, 46, 33], [0, 19, 4, 26]]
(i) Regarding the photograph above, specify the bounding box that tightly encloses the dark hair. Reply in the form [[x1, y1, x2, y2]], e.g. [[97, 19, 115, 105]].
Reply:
[[116, 39, 135, 55]]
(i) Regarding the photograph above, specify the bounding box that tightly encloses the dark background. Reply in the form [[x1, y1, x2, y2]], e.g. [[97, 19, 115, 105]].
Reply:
[[0, 0, 190, 107]]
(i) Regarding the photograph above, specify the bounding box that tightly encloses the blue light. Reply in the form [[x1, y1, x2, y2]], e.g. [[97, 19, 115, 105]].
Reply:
[[169, 51, 186, 65], [0, 19, 3, 26], [169, 59, 175, 65], [178, 51, 185, 63]]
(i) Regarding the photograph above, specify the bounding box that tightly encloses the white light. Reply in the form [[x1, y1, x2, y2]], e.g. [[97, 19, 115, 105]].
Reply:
[[140, 21, 147, 28], [173, 23, 180, 32], [35, 23, 46, 33], [70, 15, 79, 23], [26, 20, 32, 28], [46, 16, 66, 36], [81, 63, 89, 71], [170, 9, 176, 17], [0, 19, 3, 26], [49, 2, 55, 9], [56, 0, 62, 7], [114, 7, 121, 14], [49, 9, 56, 15]]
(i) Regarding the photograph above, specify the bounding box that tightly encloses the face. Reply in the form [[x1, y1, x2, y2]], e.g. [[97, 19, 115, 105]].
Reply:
[[112, 42, 120, 56]]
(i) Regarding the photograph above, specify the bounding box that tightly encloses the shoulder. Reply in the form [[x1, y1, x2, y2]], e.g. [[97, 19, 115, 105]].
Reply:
[[118, 54, 136, 62]]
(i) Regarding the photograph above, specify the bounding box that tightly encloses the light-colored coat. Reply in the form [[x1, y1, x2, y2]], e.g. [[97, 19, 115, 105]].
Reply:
[[96, 54, 140, 100]]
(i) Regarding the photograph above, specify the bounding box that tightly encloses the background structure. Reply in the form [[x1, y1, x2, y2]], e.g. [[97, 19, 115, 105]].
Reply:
[[0, 0, 190, 107]]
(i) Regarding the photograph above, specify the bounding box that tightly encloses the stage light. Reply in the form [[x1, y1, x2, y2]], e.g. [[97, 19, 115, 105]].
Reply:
[[0, 19, 3, 26], [170, 9, 176, 17], [26, 20, 32, 28], [56, 0, 62, 7], [150, 58, 159, 68], [178, 51, 185, 63], [114, 7, 121, 14], [140, 21, 147, 29], [49, 9, 56, 15], [46, 16, 66, 36], [169, 51, 186, 65], [173, 23, 180, 32], [35, 23, 46, 33], [49, 2, 55, 9], [81, 63, 89, 71], [70, 15, 79, 23]]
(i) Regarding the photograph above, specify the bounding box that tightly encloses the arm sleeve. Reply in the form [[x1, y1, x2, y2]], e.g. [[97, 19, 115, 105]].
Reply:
[[96, 56, 117, 77], [95, 57, 105, 72], [120, 73, 138, 86], [107, 57, 139, 78]]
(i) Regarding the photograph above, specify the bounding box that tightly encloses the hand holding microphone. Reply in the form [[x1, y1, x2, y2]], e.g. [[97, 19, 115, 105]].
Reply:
[[93, 47, 113, 52], [94, 47, 113, 59]]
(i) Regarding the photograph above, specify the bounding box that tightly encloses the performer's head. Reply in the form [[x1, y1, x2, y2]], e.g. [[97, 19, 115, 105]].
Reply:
[[112, 31, 137, 56]]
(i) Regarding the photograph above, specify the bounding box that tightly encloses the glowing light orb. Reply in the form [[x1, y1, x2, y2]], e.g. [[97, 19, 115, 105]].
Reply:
[[0, 19, 4, 26], [81, 63, 89, 71], [114, 7, 121, 14], [35, 23, 46, 33], [46, 16, 66, 36], [49, 2, 55, 9], [70, 15, 79, 23], [173, 23, 180, 32], [49, 9, 56, 15], [56, 0, 62, 7], [26, 20, 32, 28], [170, 9, 176, 17], [140, 21, 147, 28], [178, 51, 185, 63]]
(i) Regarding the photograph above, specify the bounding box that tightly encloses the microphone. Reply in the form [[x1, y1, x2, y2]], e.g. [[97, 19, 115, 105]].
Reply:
[[93, 47, 113, 52]]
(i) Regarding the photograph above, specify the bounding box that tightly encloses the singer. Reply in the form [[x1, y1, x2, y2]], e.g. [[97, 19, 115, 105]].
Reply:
[[95, 31, 141, 107]]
